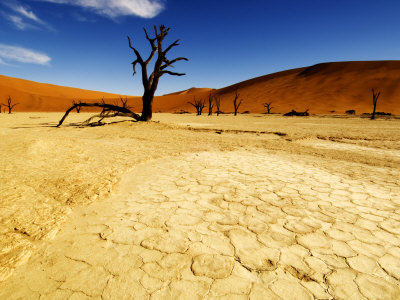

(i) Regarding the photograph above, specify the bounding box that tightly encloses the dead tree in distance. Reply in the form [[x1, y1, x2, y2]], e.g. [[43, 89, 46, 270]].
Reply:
[[128, 25, 188, 121], [233, 90, 242, 116], [188, 97, 206, 115], [120, 97, 129, 109], [214, 94, 221, 116], [263, 102, 273, 114], [283, 109, 309, 116], [113, 97, 130, 109], [371, 88, 380, 120], [3, 96, 18, 114], [207, 92, 214, 116]]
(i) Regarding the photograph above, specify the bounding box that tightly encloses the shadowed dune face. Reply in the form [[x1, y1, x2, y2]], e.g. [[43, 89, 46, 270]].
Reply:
[[1, 60, 400, 114]]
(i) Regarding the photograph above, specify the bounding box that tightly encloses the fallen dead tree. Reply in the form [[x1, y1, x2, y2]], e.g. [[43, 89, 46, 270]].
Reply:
[[283, 109, 309, 116], [56, 102, 141, 127]]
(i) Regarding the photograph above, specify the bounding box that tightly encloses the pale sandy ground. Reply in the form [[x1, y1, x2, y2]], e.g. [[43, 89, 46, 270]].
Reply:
[[0, 113, 399, 299]]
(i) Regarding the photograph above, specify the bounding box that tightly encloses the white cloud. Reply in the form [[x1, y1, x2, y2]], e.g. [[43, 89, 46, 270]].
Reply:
[[37, 0, 164, 18], [2, 1, 52, 31], [13, 4, 44, 23], [0, 44, 51, 65], [0, 58, 8, 65], [7, 15, 32, 30]]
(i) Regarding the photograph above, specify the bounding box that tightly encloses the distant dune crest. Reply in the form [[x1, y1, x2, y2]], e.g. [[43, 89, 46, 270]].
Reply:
[[164, 87, 214, 96], [1, 61, 399, 114]]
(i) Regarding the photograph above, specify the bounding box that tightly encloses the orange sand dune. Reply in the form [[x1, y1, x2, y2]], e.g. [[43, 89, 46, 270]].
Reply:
[[0, 75, 138, 112], [213, 61, 400, 115], [155, 61, 400, 115], [1, 61, 400, 114]]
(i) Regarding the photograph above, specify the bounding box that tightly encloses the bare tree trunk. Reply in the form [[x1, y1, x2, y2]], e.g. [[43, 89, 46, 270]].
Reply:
[[263, 102, 273, 114], [207, 92, 214, 116], [3, 96, 18, 114], [141, 92, 154, 121], [214, 95, 221, 116], [371, 88, 380, 120], [127, 25, 188, 122], [233, 90, 242, 116]]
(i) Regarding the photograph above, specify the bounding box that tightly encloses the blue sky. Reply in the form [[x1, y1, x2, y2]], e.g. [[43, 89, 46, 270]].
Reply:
[[0, 0, 399, 96]]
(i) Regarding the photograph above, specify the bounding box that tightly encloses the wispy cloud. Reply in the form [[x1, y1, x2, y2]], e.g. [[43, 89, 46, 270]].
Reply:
[[71, 12, 96, 23], [0, 44, 51, 65], [37, 0, 165, 18], [12, 4, 44, 23], [0, 58, 8, 65], [7, 14, 33, 30], [2, 1, 52, 31]]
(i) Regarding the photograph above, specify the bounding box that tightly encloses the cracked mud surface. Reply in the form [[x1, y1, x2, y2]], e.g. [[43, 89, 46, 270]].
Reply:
[[1, 113, 400, 299], [1, 149, 399, 299]]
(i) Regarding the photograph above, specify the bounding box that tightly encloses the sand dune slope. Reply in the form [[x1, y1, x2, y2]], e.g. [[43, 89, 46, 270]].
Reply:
[[162, 61, 400, 115], [1, 61, 400, 114], [0, 75, 138, 112], [214, 61, 400, 115]]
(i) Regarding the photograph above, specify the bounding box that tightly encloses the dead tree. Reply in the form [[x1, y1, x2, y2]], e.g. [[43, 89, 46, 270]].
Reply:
[[128, 25, 188, 121], [120, 97, 129, 109], [283, 109, 309, 116], [188, 97, 206, 115], [113, 97, 130, 109], [214, 95, 221, 116], [371, 88, 380, 120], [57, 102, 140, 127], [3, 96, 18, 114], [233, 90, 242, 116], [207, 92, 214, 116], [263, 102, 273, 114]]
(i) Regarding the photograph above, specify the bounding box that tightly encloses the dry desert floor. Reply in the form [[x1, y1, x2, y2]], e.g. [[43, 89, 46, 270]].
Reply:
[[0, 113, 400, 299]]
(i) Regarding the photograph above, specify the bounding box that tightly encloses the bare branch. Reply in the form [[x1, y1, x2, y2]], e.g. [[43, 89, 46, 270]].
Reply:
[[187, 97, 206, 115], [162, 70, 186, 76], [144, 28, 155, 44], [127, 36, 144, 64], [143, 28, 158, 65], [163, 39, 180, 55], [131, 59, 140, 76], [120, 97, 130, 109], [73, 100, 82, 113], [161, 57, 189, 70]]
